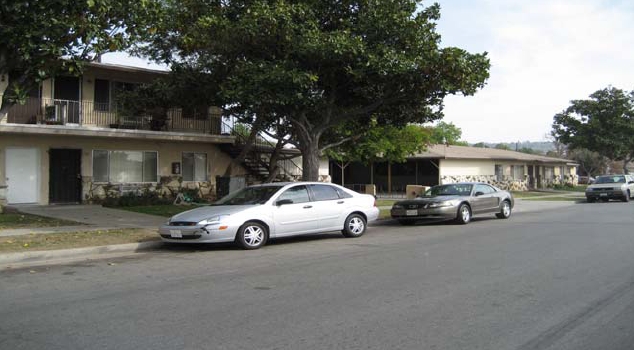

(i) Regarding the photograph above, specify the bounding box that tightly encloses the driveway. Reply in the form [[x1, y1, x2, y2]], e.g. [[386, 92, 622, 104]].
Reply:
[[8, 204, 166, 230]]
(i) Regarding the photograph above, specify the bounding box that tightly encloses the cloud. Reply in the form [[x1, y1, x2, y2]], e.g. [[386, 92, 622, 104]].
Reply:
[[434, 0, 634, 142]]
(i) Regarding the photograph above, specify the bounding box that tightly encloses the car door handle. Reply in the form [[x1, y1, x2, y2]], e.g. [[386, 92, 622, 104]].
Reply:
[[303, 205, 312, 209], [337, 201, 344, 204]]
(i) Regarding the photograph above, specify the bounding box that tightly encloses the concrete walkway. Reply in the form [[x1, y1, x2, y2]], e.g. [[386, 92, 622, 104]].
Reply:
[[1, 204, 166, 237]]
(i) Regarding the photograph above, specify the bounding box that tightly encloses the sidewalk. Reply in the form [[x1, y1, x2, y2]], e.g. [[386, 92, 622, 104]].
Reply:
[[1, 205, 167, 269]]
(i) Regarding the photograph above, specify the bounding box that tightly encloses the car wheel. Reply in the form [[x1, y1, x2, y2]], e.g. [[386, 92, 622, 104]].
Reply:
[[586, 197, 595, 203], [455, 204, 471, 224], [496, 200, 512, 219], [623, 190, 630, 202], [342, 213, 366, 238], [398, 219, 417, 226], [236, 221, 268, 250]]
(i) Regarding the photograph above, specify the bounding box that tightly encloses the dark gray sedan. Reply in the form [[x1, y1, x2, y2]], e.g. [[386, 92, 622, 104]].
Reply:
[[391, 182, 514, 225]]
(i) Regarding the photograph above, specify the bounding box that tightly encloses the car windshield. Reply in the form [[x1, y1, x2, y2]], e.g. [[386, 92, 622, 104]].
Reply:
[[594, 175, 626, 184], [215, 185, 284, 205], [422, 184, 473, 197]]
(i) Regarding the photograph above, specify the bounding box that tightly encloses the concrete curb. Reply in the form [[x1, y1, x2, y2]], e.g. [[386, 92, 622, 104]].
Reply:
[[0, 240, 163, 268]]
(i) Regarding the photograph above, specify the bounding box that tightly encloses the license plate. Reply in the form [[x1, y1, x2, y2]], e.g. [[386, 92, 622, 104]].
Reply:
[[170, 229, 182, 238], [406, 209, 418, 216], [600, 193, 607, 197]]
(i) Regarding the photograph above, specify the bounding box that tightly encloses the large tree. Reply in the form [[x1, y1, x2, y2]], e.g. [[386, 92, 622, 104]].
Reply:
[[0, 0, 159, 117], [552, 87, 634, 173], [140, 0, 490, 180], [427, 121, 467, 145]]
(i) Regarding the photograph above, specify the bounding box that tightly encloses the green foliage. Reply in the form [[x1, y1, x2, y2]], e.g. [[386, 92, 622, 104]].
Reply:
[[325, 122, 430, 164], [141, 0, 490, 180], [518, 147, 542, 155], [552, 87, 634, 163], [568, 148, 607, 176], [0, 0, 161, 111], [428, 121, 464, 145], [495, 143, 511, 150]]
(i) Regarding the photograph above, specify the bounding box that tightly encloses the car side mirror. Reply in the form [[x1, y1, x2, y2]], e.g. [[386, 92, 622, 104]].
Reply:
[[475, 191, 485, 197], [629, 181, 634, 184], [276, 199, 293, 206]]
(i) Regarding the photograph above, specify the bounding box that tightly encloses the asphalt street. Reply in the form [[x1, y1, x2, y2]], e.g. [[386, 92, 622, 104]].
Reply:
[[2, 201, 634, 350]]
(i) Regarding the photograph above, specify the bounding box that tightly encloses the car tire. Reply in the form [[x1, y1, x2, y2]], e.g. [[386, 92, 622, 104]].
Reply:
[[623, 191, 630, 202], [587, 197, 595, 203], [236, 221, 268, 250], [342, 213, 367, 238], [496, 200, 512, 219], [455, 204, 471, 224]]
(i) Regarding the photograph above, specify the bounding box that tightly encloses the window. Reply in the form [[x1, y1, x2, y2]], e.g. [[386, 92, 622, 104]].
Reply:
[[495, 164, 503, 181], [92, 150, 157, 183], [511, 165, 524, 180], [544, 167, 554, 180], [310, 184, 340, 201], [94, 79, 110, 111], [475, 184, 496, 195], [182, 153, 207, 181], [277, 185, 310, 204]]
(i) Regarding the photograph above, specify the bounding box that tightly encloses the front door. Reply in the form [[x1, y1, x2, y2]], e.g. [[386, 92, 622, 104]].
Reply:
[[5, 148, 39, 204], [49, 149, 82, 204]]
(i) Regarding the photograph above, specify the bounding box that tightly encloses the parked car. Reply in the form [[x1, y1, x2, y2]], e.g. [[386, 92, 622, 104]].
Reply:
[[585, 174, 634, 202], [159, 182, 379, 249], [578, 175, 595, 184], [390, 182, 514, 225]]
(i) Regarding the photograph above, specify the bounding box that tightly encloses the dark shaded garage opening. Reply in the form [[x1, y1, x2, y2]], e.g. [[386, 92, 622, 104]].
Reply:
[[329, 159, 440, 195]]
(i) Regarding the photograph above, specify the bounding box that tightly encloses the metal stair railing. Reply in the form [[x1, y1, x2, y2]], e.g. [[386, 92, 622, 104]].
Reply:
[[221, 119, 303, 181]]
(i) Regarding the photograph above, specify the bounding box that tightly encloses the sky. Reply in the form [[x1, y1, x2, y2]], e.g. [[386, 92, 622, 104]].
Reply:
[[433, 0, 634, 143], [103, 0, 634, 143]]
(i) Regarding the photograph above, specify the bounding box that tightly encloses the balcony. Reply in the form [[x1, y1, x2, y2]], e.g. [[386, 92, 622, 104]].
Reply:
[[5, 98, 230, 135]]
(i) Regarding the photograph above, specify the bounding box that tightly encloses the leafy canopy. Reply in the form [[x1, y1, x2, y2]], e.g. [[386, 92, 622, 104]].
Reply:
[[0, 0, 160, 111], [552, 87, 634, 163], [140, 0, 490, 180]]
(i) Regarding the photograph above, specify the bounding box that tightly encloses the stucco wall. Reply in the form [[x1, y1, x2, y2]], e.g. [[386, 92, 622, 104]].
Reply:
[[439, 159, 495, 176], [0, 134, 245, 204]]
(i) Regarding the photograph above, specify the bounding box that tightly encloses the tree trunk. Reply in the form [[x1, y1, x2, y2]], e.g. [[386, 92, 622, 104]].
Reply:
[[623, 159, 631, 174], [264, 138, 284, 183], [301, 141, 321, 181]]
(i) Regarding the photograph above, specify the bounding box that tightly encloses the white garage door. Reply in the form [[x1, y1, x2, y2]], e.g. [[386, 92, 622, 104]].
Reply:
[[5, 148, 39, 204]]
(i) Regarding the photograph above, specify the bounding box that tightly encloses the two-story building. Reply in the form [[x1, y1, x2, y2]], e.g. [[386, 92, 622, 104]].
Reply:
[[0, 62, 301, 206]]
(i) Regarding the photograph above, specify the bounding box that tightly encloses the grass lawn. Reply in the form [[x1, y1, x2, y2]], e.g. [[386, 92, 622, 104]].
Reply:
[[511, 191, 554, 198], [117, 204, 202, 218], [0, 228, 158, 253], [0, 213, 82, 230], [375, 199, 397, 207]]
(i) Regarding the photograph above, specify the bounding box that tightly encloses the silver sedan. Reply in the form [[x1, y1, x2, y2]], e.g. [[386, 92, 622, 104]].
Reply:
[[391, 182, 514, 225], [159, 182, 379, 249]]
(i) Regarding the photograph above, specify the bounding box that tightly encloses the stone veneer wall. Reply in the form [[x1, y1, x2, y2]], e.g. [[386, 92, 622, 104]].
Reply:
[[441, 174, 578, 190], [441, 175, 529, 191], [82, 176, 215, 203]]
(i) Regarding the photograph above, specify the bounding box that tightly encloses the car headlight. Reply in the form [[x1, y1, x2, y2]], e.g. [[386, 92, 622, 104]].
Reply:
[[198, 215, 230, 225], [392, 204, 404, 209], [428, 200, 459, 208]]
